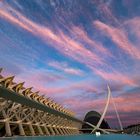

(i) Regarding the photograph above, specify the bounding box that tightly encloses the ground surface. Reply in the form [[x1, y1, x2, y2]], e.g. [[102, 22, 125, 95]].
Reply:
[[1, 134, 140, 140]]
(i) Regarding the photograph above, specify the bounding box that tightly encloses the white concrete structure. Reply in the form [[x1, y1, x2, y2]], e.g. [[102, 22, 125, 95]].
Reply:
[[0, 68, 81, 137]]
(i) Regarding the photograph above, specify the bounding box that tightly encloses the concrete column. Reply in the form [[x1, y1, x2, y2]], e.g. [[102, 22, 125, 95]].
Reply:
[[29, 124, 35, 136], [75, 129, 79, 134], [72, 129, 77, 134], [73, 129, 78, 134], [66, 128, 71, 135], [61, 128, 67, 135], [68, 129, 74, 135], [72, 129, 75, 134], [43, 125, 50, 135], [75, 129, 78, 133], [37, 125, 44, 135], [53, 127, 60, 135], [2, 110, 11, 137], [69, 129, 73, 135], [57, 127, 64, 135], [5, 121, 12, 136], [66, 128, 70, 135], [68, 129, 72, 135], [64, 128, 70, 135], [18, 122, 25, 136], [66, 129, 70, 135], [48, 126, 55, 135]]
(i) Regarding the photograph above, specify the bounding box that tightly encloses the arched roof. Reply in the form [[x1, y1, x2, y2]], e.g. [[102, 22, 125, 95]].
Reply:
[[84, 111, 101, 121]]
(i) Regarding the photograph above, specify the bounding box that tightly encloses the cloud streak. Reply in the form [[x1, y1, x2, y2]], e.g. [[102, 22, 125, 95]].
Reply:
[[124, 17, 140, 43], [0, 6, 125, 84], [48, 61, 84, 76], [93, 20, 140, 59], [0, 6, 104, 66], [93, 69, 137, 86]]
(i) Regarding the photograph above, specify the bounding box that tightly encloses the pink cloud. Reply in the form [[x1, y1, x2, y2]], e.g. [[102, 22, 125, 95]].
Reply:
[[94, 20, 140, 59], [0, 7, 105, 76], [93, 69, 137, 86], [40, 80, 97, 96], [1, 68, 66, 95], [70, 26, 111, 56], [54, 29, 104, 65], [110, 95, 140, 113], [0, 5, 139, 87], [63, 96, 109, 115], [98, 3, 119, 25], [21, 70, 64, 84], [0, 6, 104, 66], [48, 61, 84, 76], [7, 69, 96, 97], [124, 17, 140, 43], [0, 6, 32, 32]]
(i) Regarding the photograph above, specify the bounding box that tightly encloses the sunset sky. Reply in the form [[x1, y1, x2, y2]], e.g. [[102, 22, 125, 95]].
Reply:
[[0, 0, 140, 128]]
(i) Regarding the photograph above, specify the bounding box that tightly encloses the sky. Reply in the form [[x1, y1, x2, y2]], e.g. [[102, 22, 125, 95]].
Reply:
[[0, 0, 140, 128]]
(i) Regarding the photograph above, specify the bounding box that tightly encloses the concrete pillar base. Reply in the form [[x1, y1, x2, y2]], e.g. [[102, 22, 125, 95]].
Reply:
[[5, 121, 12, 137], [18, 123, 25, 136]]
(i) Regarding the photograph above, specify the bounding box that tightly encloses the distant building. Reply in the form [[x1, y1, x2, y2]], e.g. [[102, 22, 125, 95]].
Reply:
[[123, 124, 140, 135], [81, 111, 110, 133]]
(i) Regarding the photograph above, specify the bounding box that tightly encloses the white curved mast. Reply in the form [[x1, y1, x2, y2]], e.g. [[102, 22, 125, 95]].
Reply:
[[91, 85, 111, 133]]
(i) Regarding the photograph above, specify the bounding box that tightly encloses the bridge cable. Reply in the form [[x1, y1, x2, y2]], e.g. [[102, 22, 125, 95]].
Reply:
[[111, 93, 123, 130]]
